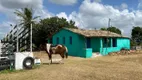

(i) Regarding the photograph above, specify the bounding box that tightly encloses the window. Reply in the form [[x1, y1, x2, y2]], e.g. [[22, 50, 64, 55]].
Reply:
[[103, 38, 111, 47], [69, 36, 72, 44], [63, 37, 65, 44], [57, 37, 59, 44], [112, 38, 117, 47], [104, 38, 107, 44], [86, 38, 91, 48]]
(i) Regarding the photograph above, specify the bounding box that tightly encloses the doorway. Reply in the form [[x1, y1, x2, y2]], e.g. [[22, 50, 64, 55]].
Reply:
[[86, 38, 91, 48]]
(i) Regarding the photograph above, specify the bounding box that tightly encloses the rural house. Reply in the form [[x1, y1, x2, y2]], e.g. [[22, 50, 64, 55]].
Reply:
[[49, 28, 130, 58]]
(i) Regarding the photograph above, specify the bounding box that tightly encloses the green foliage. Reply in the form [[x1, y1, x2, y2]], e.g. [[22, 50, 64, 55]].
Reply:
[[100, 27, 121, 35], [100, 28, 107, 30], [107, 27, 121, 34], [14, 7, 39, 51], [14, 8, 39, 28], [130, 40, 137, 46], [32, 17, 77, 48], [131, 26, 142, 45]]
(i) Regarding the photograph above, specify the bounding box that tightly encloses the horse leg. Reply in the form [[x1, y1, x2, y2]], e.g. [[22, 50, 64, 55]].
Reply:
[[59, 53, 64, 64], [50, 54, 52, 64], [48, 55, 51, 65]]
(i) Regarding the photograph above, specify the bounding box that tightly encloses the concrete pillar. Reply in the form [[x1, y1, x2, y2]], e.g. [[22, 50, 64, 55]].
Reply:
[[111, 38, 113, 47], [100, 38, 103, 48]]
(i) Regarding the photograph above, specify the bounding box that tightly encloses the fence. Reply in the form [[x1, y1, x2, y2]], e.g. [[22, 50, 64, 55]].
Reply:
[[1, 25, 31, 54]]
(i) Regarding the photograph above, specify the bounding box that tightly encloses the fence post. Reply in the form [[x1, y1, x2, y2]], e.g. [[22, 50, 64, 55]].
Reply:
[[30, 23, 32, 52]]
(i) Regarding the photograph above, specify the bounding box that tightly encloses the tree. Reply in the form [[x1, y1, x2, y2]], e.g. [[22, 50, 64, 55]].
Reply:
[[32, 17, 77, 48], [131, 26, 142, 45], [100, 28, 107, 30], [14, 8, 38, 28], [107, 27, 121, 35], [100, 27, 121, 35], [14, 8, 39, 51]]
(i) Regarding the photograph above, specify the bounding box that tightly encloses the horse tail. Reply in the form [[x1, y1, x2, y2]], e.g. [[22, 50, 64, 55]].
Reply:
[[64, 46, 68, 58]]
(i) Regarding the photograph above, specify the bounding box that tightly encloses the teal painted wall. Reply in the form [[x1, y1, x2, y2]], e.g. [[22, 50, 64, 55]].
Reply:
[[100, 38, 130, 55], [52, 29, 91, 58], [85, 48, 92, 58], [91, 38, 100, 52], [117, 38, 130, 49], [51, 29, 130, 57]]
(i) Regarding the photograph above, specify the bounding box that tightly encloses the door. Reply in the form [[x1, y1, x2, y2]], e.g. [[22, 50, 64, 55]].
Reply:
[[86, 38, 91, 48]]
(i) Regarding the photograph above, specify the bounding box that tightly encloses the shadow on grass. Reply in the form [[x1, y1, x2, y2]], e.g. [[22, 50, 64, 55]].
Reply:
[[0, 69, 24, 74], [0, 64, 41, 74], [42, 62, 64, 65]]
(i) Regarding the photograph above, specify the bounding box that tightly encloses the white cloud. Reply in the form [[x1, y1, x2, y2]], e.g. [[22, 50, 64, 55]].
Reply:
[[49, 0, 77, 5], [0, 0, 52, 39], [68, 0, 142, 37], [114, 3, 128, 11], [56, 12, 69, 21], [134, 10, 142, 26], [69, 12, 84, 28], [0, 0, 53, 20], [0, 0, 47, 19], [94, 0, 102, 3], [0, 0, 43, 9], [1, 0, 142, 39], [0, 22, 14, 39], [34, 9, 53, 20], [138, 0, 142, 9], [120, 3, 128, 10]]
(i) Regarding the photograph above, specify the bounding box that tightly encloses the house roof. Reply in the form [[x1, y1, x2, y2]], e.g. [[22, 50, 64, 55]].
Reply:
[[64, 28, 129, 38]]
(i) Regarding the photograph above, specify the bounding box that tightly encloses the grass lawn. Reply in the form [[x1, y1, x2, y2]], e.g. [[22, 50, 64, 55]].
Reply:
[[0, 53, 142, 80]]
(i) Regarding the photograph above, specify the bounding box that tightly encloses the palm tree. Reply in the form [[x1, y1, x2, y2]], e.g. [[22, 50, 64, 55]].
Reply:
[[14, 7, 39, 51], [14, 8, 39, 28]]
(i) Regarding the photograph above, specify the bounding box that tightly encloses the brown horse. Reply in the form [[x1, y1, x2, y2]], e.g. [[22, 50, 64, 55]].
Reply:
[[41, 43, 68, 64]]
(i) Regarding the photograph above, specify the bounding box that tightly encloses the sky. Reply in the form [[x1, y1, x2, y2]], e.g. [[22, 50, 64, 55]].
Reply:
[[0, 0, 142, 39]]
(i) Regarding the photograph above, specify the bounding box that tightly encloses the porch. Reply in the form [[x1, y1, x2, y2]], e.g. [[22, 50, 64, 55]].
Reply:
[[84, 37, 118, 58]]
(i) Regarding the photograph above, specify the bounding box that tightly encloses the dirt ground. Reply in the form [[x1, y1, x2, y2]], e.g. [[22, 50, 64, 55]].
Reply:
[[0, 51, 142, 80]]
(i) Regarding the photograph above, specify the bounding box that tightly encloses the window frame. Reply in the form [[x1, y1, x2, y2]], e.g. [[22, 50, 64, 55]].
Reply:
[[57, 37, 59, 44], [112, 38, 117, 47], [69, 36, 72, 44], [63, 37, 65, 44]]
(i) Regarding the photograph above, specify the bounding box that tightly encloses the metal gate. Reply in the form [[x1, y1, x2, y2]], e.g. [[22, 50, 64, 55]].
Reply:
[[0, 24, 32, 70]]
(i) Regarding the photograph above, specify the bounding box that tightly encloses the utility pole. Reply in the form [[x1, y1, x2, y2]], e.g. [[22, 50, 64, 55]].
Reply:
[[107, 18, 111, 37], [108, 18, 111, 28], [16, 26, 19, 52], [30, 23, 32, 52], [106, 18, 111, 54]]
